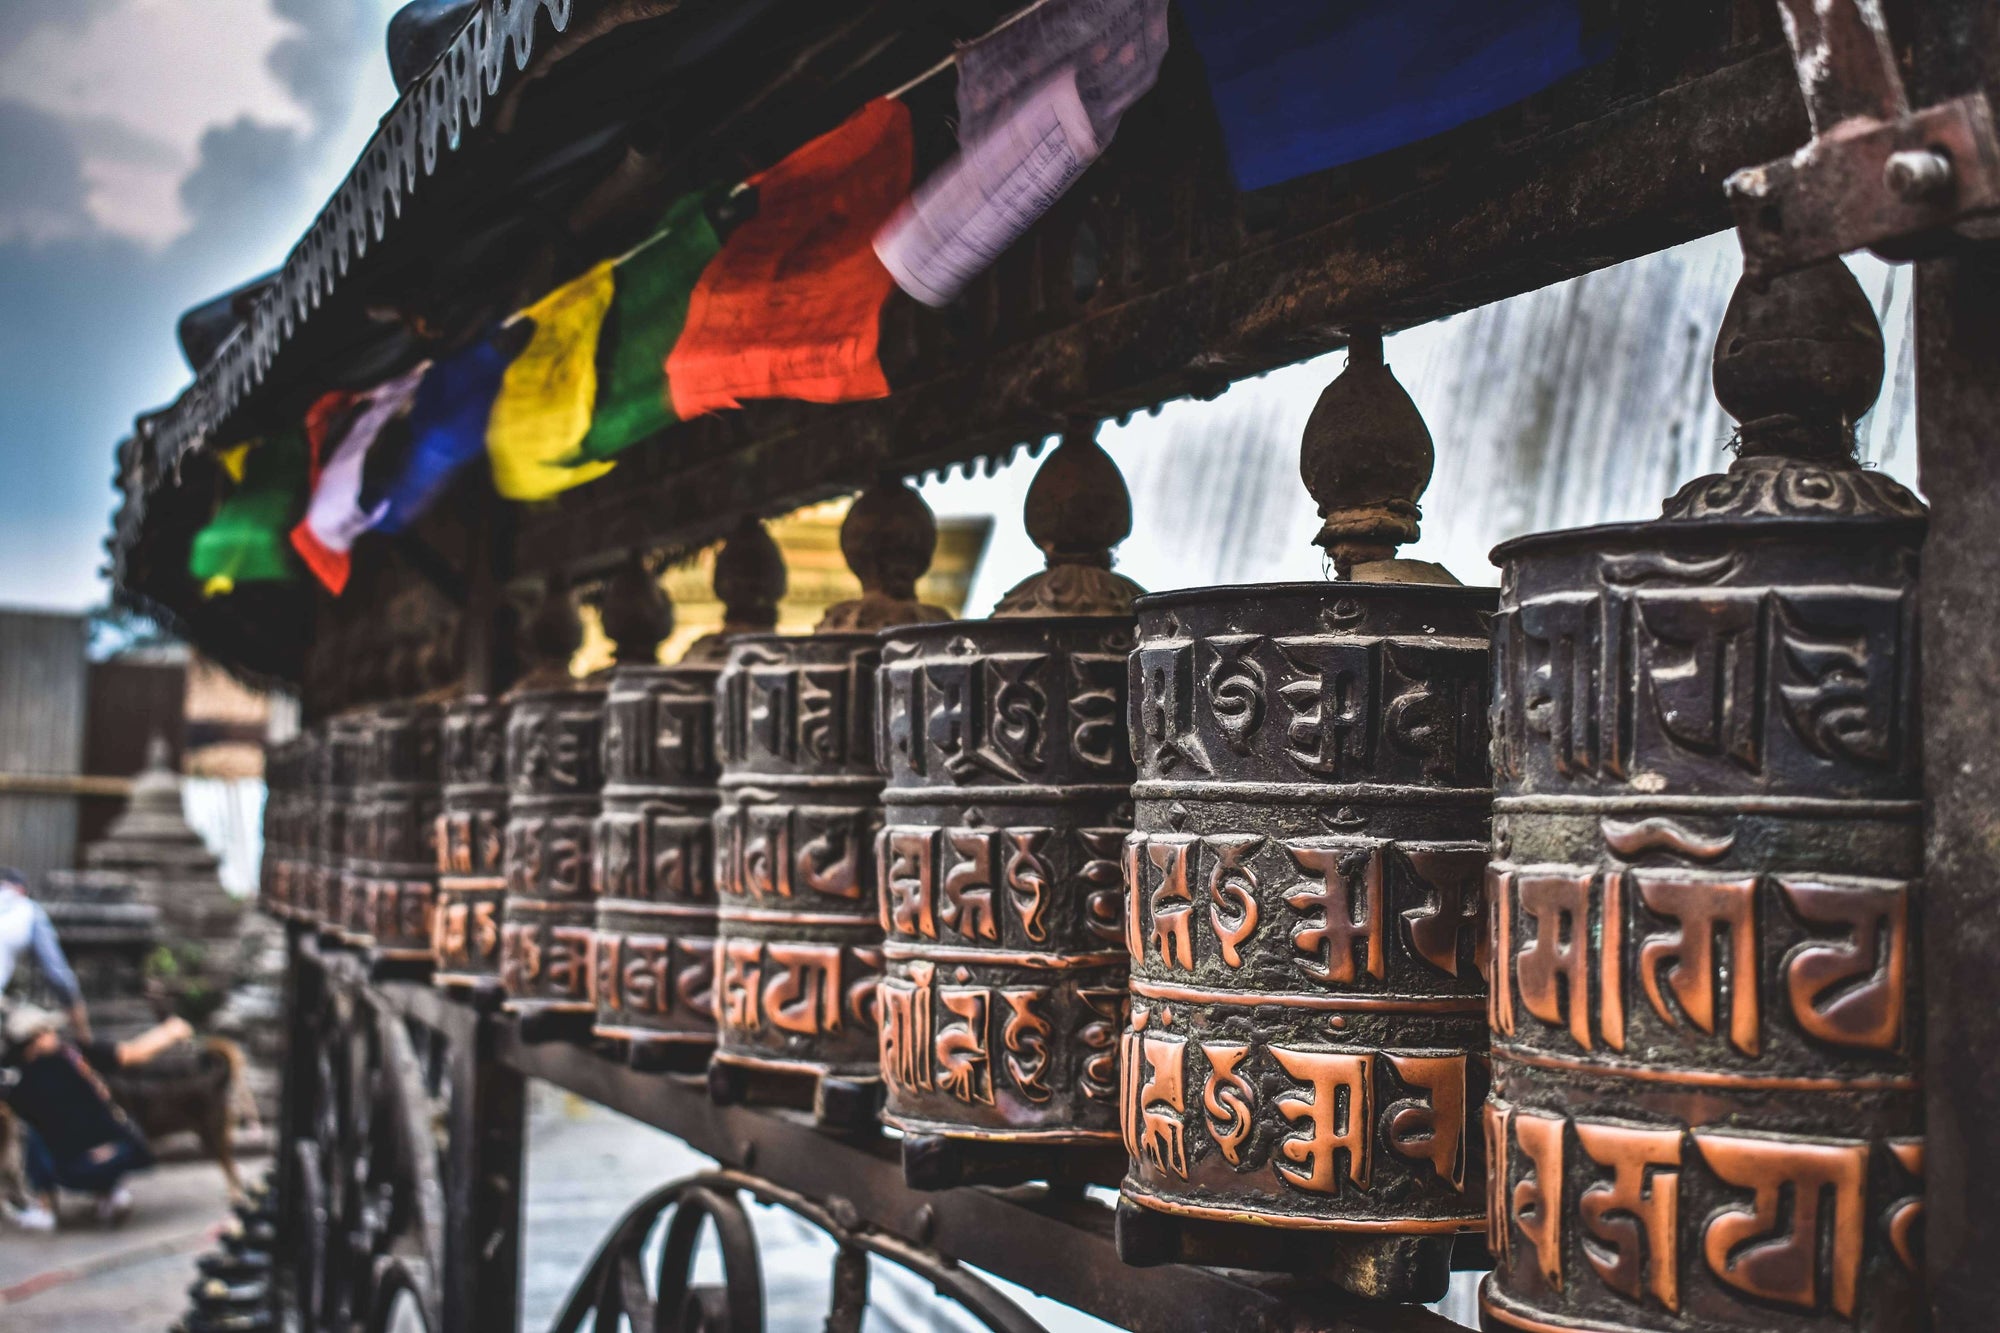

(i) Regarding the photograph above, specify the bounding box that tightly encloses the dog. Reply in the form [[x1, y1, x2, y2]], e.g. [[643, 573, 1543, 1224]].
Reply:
[[0, 1034, 255, 1206]]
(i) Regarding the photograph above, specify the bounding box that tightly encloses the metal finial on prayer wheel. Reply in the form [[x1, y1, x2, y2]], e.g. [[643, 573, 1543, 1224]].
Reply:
[[600, 551, 672, 666], [686, 518, 787, 664], [592, 566, 725, 1072], [878, 430, 1140, 1189], [1482, 258, 1926, 1333], [992, 424, 1146, 618], [817, 478, 952, 632], [1115, 331, 1492, 1296], [1664, 258, 1923, 521], [1301, 328, 1447, 582], [499, 569, 605, 1034], [711, 482, 948, 1128]]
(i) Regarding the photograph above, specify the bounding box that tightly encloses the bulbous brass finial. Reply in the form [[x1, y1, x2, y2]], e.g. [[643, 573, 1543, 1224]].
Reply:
[[993, 423, 1146, 618], [684, 517, 788, 663], [1300, 329, 1455, 584], [1663, 258, 1924, 521], [600, 550, 672, 666], [514, 570, 583, 691], [817, 477, 952, 633]]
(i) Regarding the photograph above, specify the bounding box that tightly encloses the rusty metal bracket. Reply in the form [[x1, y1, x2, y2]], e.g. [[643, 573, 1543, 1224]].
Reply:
[[1728, 0, 2000, 281]]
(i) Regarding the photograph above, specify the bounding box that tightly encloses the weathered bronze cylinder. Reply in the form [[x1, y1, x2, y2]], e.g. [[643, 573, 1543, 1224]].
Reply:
[[337, 709, 381, 946], [710, 633, 886, 1113], [591, 663, 721, 1058], [499, 684, 605, 1018], [432, 697, 508, 988], [1480, 263, 1926, 1332], [1120, 582, 1494, 1236], [361, 703, 442, 964], [292, 728, 327, 928], [316, 715, 364, 935], [258, 738, 302, 919], [1115, 337, 1494, 1296], [875, 616, 1137, 1156]]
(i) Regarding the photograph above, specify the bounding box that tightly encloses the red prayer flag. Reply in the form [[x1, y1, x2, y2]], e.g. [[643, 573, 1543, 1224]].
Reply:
[[667, 98, 912, 419]]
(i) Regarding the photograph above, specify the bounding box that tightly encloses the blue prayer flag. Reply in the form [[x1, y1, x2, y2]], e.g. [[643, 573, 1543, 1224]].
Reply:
[[377, 336, 513, 532], [1178, 0, 1612, 191]]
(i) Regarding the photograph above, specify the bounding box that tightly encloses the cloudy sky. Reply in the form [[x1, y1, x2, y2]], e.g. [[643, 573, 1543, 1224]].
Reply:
[[0, 0, 403, 611]]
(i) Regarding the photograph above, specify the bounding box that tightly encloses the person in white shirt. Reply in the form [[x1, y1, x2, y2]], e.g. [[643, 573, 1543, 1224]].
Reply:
[[0, 868, 90, 1042]]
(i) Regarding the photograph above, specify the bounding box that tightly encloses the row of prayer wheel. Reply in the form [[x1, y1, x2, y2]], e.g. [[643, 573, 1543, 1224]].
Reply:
[[258, 259, 1926, 1327]]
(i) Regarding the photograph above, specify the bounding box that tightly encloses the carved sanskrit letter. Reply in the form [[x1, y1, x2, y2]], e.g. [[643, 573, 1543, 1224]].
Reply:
[[881, 828, 938, 939], [1199, 1042, 1254, 1167], [1636, 873, 1760, 1055], [1779, 876, 1909, 1051], [1077, 828, 1128, 946], [619, 937, 672, 1016], [1490, 868, 1515, 1036], [1694, 1132, 1868, 1315], [1283, 840, 1385, 983], [1270, 1047, 1373, 1194], [1772, 588, 1904, 767], [1633, 588, 1765, 770], [941, 829, 999, 941], [1003, 828, 1053, 944], [1383, 1053, 1470, 1193], [1146, 836, 1196, 970], [1514, 870, 1596, 1050], [878, 961, 935, 1092], [1276, 638, 1374, 777], [1575, 1122, 1682, 1312], [1401, 846, 1487, 977], [675, 939, 716, 1020], [763, 942, 843, 1035], [935, 986, 994, 1105], [717, 939, 763, 1030], [797, 818, 861, 900], [1511, 1110, 1566, 1291], [1486, 1103, 1513, 1260], [1205, 834, 1262, 968], [471, 901, 499, 961], [1137, 1029, 1189, 1178], [1000, 989, 1053, 1104], [545, 927, 594, 1001], [1076, 987, 1122, 1103], [1122, 835, 1146, 962]]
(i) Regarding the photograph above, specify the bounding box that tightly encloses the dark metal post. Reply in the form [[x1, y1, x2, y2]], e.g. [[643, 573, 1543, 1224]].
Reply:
[[442, 1000, 527, 1333], [1915, 246, 2000, 1327]]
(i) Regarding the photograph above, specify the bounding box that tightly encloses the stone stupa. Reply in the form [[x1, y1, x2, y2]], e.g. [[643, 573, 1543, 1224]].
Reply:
[[82, 735, 242, 951]]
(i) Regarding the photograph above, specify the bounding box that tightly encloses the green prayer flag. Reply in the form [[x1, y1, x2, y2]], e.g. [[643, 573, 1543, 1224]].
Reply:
[[577, 191, 722, 461], [188, 428, 308, 592]]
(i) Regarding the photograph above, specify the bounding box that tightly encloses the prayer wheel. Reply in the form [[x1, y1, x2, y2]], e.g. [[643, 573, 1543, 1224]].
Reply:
[[876, 430, 1141, 1188], [336, 708, 380, 947], [1480, 262, 1927, 1332], [360, 702, 442, 966], [292, 727, 326, 928], [316, 715, 365, 936], [709, 480, 948, 1129], [1115, 334, 1494, 1298], [258, 738, 302, 920], [432, 696, 509, 989], [500, 575, 604, 1029]]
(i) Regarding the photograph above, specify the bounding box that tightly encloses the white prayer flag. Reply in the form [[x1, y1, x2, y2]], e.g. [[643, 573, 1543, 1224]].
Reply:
[[876, 70, 1099, 307], [958, 0, 1170, 143]]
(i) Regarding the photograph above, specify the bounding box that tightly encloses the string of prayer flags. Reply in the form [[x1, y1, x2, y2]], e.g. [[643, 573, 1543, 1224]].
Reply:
[[188, 429, 308, 595], [1177, 0, 1612, 190], [666, 98, 912, 419], [485, 262, 620, 501], [375, 334, 514, 532], [957, 0, 1171, 144], [576, 191, 723, 461], [290, 362, 427, 593]]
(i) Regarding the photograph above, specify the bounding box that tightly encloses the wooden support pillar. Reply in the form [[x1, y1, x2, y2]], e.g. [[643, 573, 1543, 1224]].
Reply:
[[1916, 246, 2000, 1328], [441, 998, 526, 1333]]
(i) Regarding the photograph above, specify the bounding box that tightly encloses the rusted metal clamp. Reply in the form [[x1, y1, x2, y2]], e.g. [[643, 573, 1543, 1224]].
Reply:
[[1729, 0, 2000, 282]]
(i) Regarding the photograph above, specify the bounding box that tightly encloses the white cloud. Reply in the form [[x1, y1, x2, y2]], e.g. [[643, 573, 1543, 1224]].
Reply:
[[0, 0, 310, 246]]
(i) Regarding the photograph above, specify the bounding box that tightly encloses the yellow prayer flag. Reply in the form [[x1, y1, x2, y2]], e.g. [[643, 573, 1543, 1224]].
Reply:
[[217, 441, 253, 483], [486, 262, 619, 501]]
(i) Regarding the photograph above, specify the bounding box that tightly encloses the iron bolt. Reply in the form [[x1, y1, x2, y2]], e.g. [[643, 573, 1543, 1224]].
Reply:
[[1885, 148, 1954, 202]]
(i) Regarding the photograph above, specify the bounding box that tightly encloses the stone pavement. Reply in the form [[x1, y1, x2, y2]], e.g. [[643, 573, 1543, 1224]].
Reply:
[[0, 1155, 238, 1331]]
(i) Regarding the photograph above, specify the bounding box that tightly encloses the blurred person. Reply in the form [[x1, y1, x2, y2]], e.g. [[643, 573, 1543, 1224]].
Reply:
[[0, 1006, 191, 1231], [0, 867, 91, 1040]]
